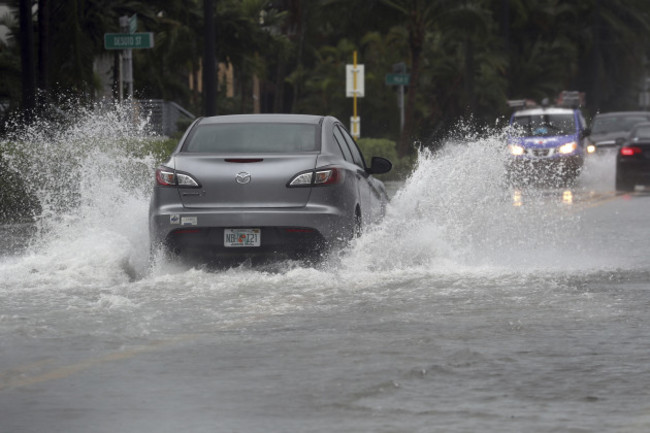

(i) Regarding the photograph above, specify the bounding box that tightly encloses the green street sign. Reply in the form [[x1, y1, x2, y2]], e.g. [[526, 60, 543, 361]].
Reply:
[[104, 32, 154, 50], [128, 14, 137, 34], [385, 73, 410, 86]]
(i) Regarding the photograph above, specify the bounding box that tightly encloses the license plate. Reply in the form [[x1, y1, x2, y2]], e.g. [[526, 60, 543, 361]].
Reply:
[[224, 228, 261, 247]]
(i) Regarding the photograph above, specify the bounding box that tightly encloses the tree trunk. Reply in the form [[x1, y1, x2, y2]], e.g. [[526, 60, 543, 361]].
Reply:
[[465, 38, 476, 114], [19, 0, 36, 119], [37, 0, 50, 103], [274, 58, 286, 113], [203, 0, 217, 116], [399, 44, 421, 157]]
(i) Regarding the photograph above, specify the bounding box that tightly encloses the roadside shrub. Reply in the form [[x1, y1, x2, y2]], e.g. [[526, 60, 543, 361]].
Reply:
[[138, 138, 178, 162], [356, 137, 414, 180], [0, 150, 41, 223]]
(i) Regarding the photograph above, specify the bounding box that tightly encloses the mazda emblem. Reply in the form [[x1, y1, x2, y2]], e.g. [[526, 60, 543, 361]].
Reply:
[[236, 172, 252, 184]]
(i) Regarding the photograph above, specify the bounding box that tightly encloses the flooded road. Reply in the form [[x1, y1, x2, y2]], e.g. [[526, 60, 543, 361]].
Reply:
[[1, 109, 650, 432]]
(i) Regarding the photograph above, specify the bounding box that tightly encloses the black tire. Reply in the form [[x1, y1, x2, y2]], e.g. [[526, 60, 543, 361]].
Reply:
[[354, 209, 362, 238]]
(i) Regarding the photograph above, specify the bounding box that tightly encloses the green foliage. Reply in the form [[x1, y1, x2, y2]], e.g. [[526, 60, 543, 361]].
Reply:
[[134, 137, 179, 162], [0, 150, 40, 223], [357, 137, 413, 180], [4, 0, 650, 143], [0, 136, 179, 222]]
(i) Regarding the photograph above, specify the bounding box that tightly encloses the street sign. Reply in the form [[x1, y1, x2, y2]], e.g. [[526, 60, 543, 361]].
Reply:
[[350, 116, 360, 139], [128, 14, 137, 33], [104, 32, 154, 50], [346, 64, 365, 97], [385, 73, 410, 86]]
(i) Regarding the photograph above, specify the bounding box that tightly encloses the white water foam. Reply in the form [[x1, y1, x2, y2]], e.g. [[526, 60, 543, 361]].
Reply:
[[0, 109, 618, 298], [1, 102, 154, 290]]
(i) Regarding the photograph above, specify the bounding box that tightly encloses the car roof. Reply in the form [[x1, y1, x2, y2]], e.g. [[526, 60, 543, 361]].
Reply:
[[593, 111, 650, 118], [631, 121, 650, 129], [513, 107, 576, 117], [197, 114, 326, 125]]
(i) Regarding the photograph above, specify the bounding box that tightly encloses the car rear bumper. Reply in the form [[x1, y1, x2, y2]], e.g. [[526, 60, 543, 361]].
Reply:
[[149, 204, 353, 259], [163, 226, 327, 261], [617, 159, 650, 184]]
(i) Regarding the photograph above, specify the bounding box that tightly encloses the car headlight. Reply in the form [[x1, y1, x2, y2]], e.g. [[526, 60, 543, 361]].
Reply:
[[586, 144, 596, 154], [558, 141, 578, 154], [508, 144, 525, 156]]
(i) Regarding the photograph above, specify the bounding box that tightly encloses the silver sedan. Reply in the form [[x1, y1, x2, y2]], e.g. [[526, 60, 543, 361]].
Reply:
[[149, 114, 392, 264]]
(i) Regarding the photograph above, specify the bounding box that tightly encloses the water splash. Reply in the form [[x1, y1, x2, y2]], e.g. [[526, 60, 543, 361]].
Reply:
[[0, 109, 608, 293], [344, 126, 585, 273], [1, 100, 158, 284], [0, 109, 635, 342]]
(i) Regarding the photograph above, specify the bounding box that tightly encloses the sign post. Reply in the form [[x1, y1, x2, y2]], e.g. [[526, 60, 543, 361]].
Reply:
[[346, 51, 364, 139], [104, 15, 154, 100], [386, 63, 410, 133]]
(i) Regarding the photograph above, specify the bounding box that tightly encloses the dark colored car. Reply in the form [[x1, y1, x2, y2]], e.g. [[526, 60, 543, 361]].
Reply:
[[615, 122, 650, 191], [588, 111, 650, 153], [149, 114, 392, 264]]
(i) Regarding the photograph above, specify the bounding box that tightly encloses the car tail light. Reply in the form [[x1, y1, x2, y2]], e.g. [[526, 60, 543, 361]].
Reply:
[[314, 168, 341, 185], [155, 166, 200, 187], [620, 146, 642, 156], [288, 167, 343, 187], [156, 168, 176, 186]]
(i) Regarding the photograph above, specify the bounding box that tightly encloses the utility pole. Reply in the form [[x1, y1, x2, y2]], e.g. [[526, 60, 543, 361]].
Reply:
[[346, 51, 364, 139], [104, 15, 152, 102], [119, 15, 135, 99], [203, 0, 217, 116]]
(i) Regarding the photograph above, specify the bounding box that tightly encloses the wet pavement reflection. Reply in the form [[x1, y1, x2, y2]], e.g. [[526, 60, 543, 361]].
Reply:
[[511, 186, 648, 207]]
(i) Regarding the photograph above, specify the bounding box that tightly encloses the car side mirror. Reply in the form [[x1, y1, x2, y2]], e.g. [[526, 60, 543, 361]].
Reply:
[[368, 156, 392, 175]]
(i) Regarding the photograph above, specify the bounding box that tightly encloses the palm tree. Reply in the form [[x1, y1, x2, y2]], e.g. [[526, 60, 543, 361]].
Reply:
[[380, 0, 448, 156], [0, 9, 22, 122], [18, 0, 36, 118], [134, 1, 202, 111], [576, 0, 650, 112]]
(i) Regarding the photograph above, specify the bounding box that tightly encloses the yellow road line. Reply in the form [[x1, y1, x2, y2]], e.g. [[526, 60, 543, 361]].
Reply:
[[0, 335, 197, 391]]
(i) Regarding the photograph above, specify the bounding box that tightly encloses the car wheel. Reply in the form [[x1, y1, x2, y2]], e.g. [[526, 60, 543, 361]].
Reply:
[[354, 209, 362, 238], [615, 172, 635, 192]]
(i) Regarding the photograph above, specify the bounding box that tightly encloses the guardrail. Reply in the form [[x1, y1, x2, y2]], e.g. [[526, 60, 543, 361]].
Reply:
[[136, 99, 195, 136]]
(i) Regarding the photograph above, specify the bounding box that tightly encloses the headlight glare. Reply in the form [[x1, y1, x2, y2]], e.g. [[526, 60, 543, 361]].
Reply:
[[509, 144, 525, 156], [558, 141, 578, 154]]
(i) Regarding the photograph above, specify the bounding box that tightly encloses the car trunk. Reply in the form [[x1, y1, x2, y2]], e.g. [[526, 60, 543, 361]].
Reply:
[[173, 154, 317, 209]]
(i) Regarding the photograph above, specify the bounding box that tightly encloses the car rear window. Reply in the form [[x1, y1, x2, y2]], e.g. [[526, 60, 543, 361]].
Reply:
[[633, 125, 650, 139], [592, 116, 649, 134], [183, 123, 319, 153]]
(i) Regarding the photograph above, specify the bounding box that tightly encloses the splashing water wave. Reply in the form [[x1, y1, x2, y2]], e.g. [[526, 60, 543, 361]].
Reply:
[[1, 102, 156, 287], [0, 107, 613, 297]]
